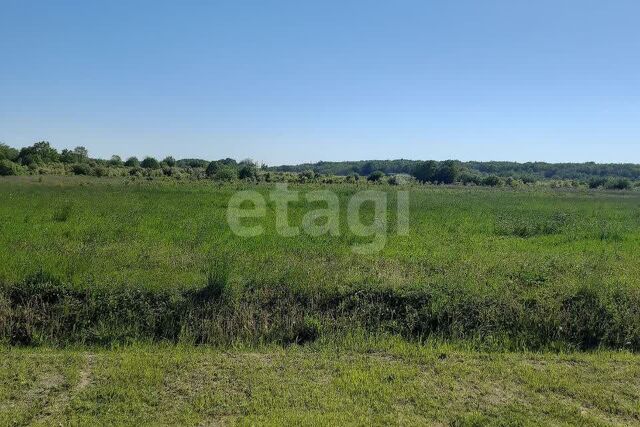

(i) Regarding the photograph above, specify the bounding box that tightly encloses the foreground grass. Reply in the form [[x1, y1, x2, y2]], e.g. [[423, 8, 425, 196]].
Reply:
[[1, 338, 639, 426]]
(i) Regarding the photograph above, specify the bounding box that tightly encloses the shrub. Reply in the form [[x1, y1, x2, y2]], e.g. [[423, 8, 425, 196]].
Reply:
[[482, 175, 502, 187], [238, 163, 258, 180], [129, 166, 144, 177], [346, 173, 360, 183], [109, 155, 123, 167], [367, 170, 385, 182], [205, 161, 221, 178], [213, 166, 238, 181], [0, 143, 19, 161], [0, 159, 19, 176], [606, 178, 632, 190], [94, 166, 109, 177], [124, 157, 140, 167], [412, 160, 438, 183], [71, 163, 92, 175], [588, 177, 607, 189], [17, 141, 60, 165], [460, 173, 482, 186], [435, 160, 460, 184], [163, 156, 176, 167], [141, 157, 160, 169], [300, 170, 315, 180], [60, 147, 89, 164]]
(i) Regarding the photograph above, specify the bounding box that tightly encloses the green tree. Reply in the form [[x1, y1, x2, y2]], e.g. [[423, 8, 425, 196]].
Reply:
[[206, 161, 221, 178], [0, 159, 19, 176], [213, 166, 238, 181], [367, 170, 385, 182], [412, 160, 438, 183], [238, 163, 258, 180], [109, 155, 123, 167], [141, 157, 160, 169], [162, 156, 176, 167], [435, 160, 460, 184], [0, 143, 19, 161], [18, 141, 60, 165], [124, 157, 140, 167], [482, 175, 502, 187]]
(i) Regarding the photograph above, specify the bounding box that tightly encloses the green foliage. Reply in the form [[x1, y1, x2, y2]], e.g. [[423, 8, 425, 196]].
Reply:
[[141, 157, 160, 169], [606, 178, 632, 190], [412, 160, 438, 183], [212, 165, 238, 181], [588, 177, 608, 189], [124, 157, 140, 167], [0, 159, 19, 176], [346, 172, 360, 182], [178, 158, 211, 168], [434, 160, 460, 184], [162, 156, 176, 167], [367, 170, 385, 182], [459, 172, 482, 186], [482, 175, 502, 187], [109, 155, 123, 166], [93, 166, 109, 177], [205, 161, 221, 178], [17, 141, 60, 165], [495, 211, 572, 238], [412, 160, 460, 184], [0, 143, 19, 161], [71, 163, 92, 175], [1, 176, 640, 352], [273, 159, 640, 182], [61, 147, 89, 164], [238, 161, 258, 180]]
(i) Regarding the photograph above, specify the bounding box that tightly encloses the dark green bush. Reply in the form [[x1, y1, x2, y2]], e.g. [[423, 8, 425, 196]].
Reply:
[[94, 166, 109, 177], [141, 157, 160, 169], [124, 157, 140, 167], [238, 163, 258, 180], [71, 163, 92, 175], [2, 276, 638, 350], [367, 171, 385, 182], [482, 175, 502, 187], [213, 166, 237, 181], [606, 178, 632, 190], [0, 159, 19, 176], [588, 177, 608, 189]]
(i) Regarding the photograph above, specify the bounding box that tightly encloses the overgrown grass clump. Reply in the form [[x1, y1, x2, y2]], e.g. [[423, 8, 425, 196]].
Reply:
[[2, 272, 640, 351]]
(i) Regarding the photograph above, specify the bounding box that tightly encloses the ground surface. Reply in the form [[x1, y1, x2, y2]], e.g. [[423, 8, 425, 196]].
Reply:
[[2, 342, 640, 426], [1, 176, 640, 425]]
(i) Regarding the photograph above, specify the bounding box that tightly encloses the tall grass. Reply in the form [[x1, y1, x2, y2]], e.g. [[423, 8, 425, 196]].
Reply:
[[1, 177, 639, 350]]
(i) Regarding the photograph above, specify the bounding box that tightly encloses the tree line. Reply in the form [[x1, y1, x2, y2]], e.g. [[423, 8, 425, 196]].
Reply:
[[271, 159, 640, 182], [0, 141, 637, 189]]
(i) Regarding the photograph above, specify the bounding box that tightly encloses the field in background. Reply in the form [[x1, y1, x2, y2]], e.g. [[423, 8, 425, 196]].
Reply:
[[1, 176, 640, 424]]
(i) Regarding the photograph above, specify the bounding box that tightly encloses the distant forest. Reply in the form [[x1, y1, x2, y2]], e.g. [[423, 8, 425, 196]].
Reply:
[[1, 141, 638, 189], [270, 159, 640, 181]]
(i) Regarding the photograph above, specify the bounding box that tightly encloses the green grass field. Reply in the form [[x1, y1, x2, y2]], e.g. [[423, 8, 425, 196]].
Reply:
[[1, 176, 640, 424]]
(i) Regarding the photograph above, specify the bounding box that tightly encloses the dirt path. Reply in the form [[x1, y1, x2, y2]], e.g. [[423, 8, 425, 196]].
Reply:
[[30, 353, 95, 426]]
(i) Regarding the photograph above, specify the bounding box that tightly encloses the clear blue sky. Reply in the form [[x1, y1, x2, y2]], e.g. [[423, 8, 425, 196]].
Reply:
[[1, 0, 639, 165]]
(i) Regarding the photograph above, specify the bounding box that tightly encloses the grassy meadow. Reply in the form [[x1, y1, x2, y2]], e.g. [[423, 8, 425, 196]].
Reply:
[[1, 175, 640, 424]]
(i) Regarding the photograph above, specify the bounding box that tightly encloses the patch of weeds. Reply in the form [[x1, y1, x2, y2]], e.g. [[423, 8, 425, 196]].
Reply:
[[52, 203, 73, 222], [495, 211, 572, 238], [596, 220, 625, 242]]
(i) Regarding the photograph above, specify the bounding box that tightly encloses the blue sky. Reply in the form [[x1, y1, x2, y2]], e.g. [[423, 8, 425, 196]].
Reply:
[[1, 0, 639, 165]]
